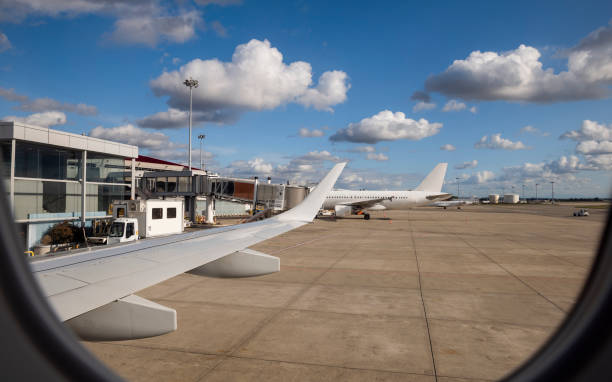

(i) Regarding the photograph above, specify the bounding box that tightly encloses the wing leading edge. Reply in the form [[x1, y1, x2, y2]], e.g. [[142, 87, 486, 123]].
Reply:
[[30, 163, 346, 340]]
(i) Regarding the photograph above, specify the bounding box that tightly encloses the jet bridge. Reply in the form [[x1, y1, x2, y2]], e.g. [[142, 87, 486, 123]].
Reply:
[[137, 171, 308, 220]]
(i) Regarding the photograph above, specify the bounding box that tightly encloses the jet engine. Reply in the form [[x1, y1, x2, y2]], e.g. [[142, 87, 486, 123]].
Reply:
[[334, 204, 353, 217]]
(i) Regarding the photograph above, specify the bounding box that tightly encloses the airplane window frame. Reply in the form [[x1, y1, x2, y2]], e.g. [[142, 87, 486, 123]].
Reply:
[[0, 177, 611, 380]]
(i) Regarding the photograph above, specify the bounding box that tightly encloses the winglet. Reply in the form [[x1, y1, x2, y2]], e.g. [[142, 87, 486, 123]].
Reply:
[[274, 162, 347, 222], [414, 163, 448, 192]]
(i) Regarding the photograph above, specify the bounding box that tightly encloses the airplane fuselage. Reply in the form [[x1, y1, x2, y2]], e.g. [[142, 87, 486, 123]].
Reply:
[[323, 190, 444, 211]]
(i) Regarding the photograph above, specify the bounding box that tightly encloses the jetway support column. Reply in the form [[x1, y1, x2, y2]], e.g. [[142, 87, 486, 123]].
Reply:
[[206, 195, 215, 224]]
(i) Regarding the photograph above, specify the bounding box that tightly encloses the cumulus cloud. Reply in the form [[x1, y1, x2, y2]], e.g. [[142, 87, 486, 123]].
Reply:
[[498, 155, 592, 183], [149, 39, 349, 123], [425, 21, 612, 103], [440, 144, 456, 151], [298, 128, 324, 137], [474, 133, 527, 150], [442, 99, 466, 112], [455, 160, 478, 169], [561, 120, 612, 142], [413, 101, 436, 112], [0, 32, 11, 52], [469, 106, 477, 114], [459, 170, 495, 184], [2, 111, 67, 128], [561, 120, 612, 170], [366, 153, 388, 161], [0, 86, 98, 116], [329, 110, 442, 144]]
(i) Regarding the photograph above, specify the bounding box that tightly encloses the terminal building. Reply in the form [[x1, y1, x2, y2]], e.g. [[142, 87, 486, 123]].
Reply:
[[1, 121, 138, 250], [1, 121, 309, 252]]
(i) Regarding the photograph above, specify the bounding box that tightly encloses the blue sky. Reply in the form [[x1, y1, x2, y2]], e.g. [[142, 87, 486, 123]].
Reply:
[[1, 0, 612, 197]]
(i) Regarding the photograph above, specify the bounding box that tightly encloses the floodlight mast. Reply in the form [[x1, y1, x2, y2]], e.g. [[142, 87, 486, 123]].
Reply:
[[183, 78, 199, 171], [198, 134, 206, 171]]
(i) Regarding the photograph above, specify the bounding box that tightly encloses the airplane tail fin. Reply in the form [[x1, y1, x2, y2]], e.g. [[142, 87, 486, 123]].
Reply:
[[414, 163, 448, 193]]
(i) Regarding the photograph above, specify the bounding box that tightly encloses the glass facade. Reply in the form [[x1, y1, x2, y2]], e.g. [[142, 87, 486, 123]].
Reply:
[[87, 152, 129, 183], [0, 140, 11, 179], [14, 142, 81, 180], [86, 184, 129, 214], [13, 179, 81, 220]]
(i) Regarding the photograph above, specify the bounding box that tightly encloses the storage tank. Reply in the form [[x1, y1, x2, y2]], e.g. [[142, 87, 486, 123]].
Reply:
[[488, 194, 499, 204], [284, 185, 308, 210], [503, 194, 520, 204]]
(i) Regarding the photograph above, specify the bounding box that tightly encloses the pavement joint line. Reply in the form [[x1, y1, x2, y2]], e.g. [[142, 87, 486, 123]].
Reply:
[[426, 316, 560, 330], [216, 353, 437, 378], [407, 210, 439, 382], [500, 236, 591, 270], [195, 227, 367, 381], [448, 225, 568, 314], [264, 232, 340, 255]]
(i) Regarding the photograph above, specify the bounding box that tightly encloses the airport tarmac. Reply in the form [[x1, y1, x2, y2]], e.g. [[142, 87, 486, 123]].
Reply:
[[84, 204, 607, 381]]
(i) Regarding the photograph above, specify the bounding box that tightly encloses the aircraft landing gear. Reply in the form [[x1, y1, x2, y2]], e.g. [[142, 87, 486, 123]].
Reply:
[[364, 213, 370, 220]]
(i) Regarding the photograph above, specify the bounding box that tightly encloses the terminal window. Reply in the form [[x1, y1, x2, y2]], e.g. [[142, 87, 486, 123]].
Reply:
[[152, 208, 163, 219]]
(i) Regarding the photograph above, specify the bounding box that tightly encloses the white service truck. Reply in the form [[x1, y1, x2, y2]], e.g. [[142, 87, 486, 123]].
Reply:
[[88, 199, 185, 245]]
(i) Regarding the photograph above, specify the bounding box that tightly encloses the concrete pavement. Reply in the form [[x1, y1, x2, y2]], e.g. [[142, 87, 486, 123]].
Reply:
[[84, 205, 605, 381]]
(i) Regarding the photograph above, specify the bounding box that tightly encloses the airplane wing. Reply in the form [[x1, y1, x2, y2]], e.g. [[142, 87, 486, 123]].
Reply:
[[338, 197, 392, 209], [29, 162, 346, 341]]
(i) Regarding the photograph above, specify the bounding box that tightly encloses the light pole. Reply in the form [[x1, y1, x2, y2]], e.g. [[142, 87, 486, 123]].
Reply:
[[455, 177, 460, 199], [535, 183, 539, 201], [198, 134, 206, 171], [183, 77, 199, 171], [551, 181, 555, 204]]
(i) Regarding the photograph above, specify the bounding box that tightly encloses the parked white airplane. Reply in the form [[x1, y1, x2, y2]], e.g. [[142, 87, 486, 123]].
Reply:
[[322, 163, 450, 220], [29, 163, 346, 341]]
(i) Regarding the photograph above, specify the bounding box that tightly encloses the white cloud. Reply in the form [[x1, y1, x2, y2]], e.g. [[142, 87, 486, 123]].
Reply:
[[469, 106, 477, 114], [561, 120, 612, 170], [499, 155, 592, 182], [575, 140, 612, 155], [89, 123, 214, 164], [0, 32, 11, 52], [0, 86, 98, 116], [425, 21, 612, 102], [366, 153, 388, 161], [413, 101, 436, 112], [521, 125, 549, 136], [1, 1, 240, 47], [172, 57, 181, 65], [2, 111, 67, 128], [440, 144, 456, 151], [442, 99, 466, 112], [329, 110, 442, 143], [454, 160, 478, 169], [460, 170, 495, 184], [298, 128, 324, 138], [108, 10, 202, 47], [149, 39, 349, 122], [474, 133, 527, 150], [298, 150, 341, 162], [561, 120, 612, 142], [90, 124, 172, 148]]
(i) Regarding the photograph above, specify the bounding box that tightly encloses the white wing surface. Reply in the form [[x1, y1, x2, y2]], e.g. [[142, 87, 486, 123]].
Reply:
[[30, 163, 346, 340]]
